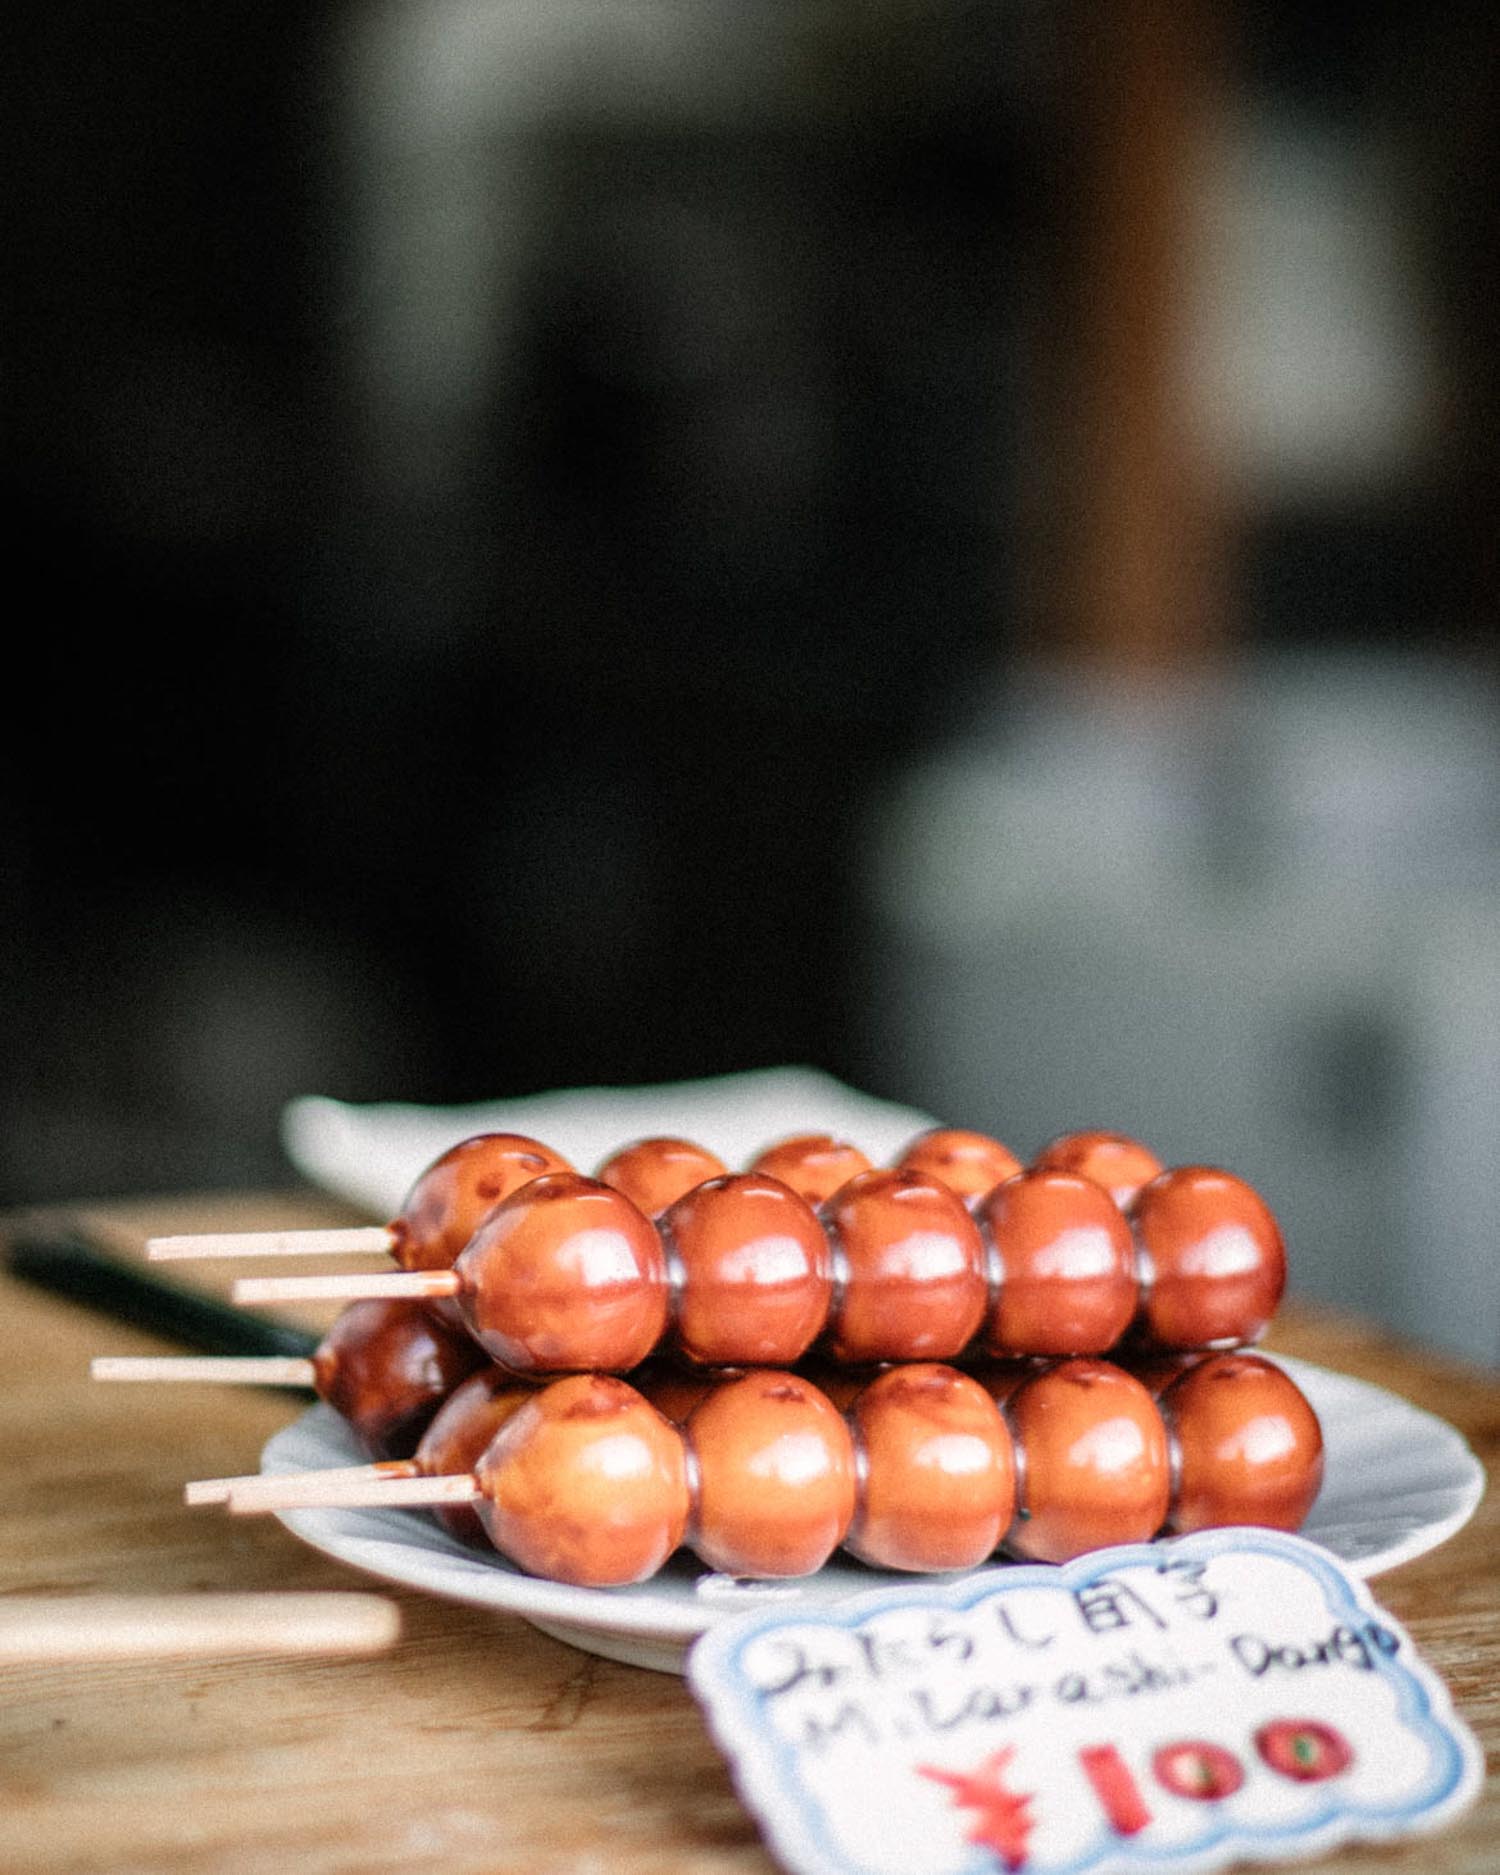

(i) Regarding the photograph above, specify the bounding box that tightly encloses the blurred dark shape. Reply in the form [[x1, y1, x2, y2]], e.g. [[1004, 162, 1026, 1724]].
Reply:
[[2, 0, 1055, 1200], [1, 0, 1495, 1274]]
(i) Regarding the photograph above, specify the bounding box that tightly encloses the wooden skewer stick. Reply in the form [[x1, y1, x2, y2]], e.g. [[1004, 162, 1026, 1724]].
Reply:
[[91, 1356, 317, 1386], [227, 1473, 480, 1514], [185, 1472, 266, 1505], [147, 1226, 394, 1262], [233, 1272, 456, 1306], [189, 1461, 418, 1508], [0, 1593, 401, 1661]]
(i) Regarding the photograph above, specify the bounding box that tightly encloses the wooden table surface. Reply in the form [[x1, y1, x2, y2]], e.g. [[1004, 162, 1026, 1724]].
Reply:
[[1, 1190, 1495, 1875]]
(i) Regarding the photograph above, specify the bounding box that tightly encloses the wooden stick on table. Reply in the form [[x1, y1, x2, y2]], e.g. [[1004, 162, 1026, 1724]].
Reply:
[[0, 1594, 401, 1661]]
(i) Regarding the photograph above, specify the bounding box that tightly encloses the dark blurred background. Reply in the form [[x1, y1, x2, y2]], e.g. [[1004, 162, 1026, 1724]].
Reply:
[[4, 3, 1497, 1358]]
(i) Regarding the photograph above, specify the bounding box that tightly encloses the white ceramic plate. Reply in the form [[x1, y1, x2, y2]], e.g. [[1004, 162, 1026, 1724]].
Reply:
[[260, 1356, 1485, 1675]]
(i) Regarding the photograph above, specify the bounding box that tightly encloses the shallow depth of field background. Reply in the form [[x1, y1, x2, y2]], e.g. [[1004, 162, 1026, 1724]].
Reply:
[[5, 3, 1497, 1361]]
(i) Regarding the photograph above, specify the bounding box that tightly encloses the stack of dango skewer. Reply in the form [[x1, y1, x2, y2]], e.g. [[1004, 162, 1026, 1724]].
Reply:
[[93, 1125, 1323, 1588]]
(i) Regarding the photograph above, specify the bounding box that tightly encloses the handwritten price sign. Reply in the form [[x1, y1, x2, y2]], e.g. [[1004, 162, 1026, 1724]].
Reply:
[[687, 1529, 1480, 1875]]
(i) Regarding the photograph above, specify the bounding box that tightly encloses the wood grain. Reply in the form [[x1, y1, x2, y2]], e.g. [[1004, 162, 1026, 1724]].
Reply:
[[1, 1194, 1495, 1875]]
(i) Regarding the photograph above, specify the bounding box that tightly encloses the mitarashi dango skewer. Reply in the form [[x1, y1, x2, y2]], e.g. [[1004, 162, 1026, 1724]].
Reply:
[[229, 1161, 1285, 1374], [225, 1351, 1323, 1587], [144, 1132, 573, 1267], [92, 1298, 485, 1460], [137, 1121, 1137, 1278]]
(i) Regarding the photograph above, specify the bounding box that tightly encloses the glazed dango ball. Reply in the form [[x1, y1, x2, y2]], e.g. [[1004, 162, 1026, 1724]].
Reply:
[[390, 1132, 574, 1274], [894, 1128, 1024, 1203], [992, 1359, 1172, 1564], [474, 1374, 690, 1587], [1131, 1165, 1287, 1348], [843, 1364, 1018, 1572], [658, 1173, 831, 1367], [747, 1134, 873, 1206], [413, 1368, 538, 1546], [686, 1371, 858, 1577], [976, 1168, 1138, 1356], [312, 1299, 486, 1459], [595, 1137, 729, 1218], [1152, 1352, 1324, 1534], [1031, 1129, 1164, 1209], [454, 1174, 669, 1375], [820, 1169, 988, 1363]]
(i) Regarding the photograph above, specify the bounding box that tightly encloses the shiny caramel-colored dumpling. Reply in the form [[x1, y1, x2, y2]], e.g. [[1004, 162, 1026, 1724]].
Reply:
[[894, 1128, 1023, 1204], [822, 1169, 988, 1364], [844, 1364, 1017, 1571], [977, 1169, 1138, 1356], [312, 1298, 486, 1459], [475, 1375, 690, 1586], [1158, 1352, 1324, 1534], [660, 1173, 831, 1367], [686, 1371, 857, 1577], [595, 1137, 728, 1218], [747, 1134, 873, 1207], [1131, 1166, 1287, 1349], [1003, 1359, 1171, 1562], [389, 1133, 574, 1273], [1030, 1130, 1163, 1210], [415, 1368, 538, 1546], [454, 1174, 669, 1374]]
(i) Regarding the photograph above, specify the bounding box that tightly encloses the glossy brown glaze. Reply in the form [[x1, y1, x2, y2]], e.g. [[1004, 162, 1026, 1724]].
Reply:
[[1031, 1130, 1164, 1209], [595, 1137, 728, 1218], [894, 1128, 1024, 1203], [326, 1136, 1288, 1377], [1131, 1166, 1287, 1349], [410, 1168, 1159, 1374], [844, 1364, 1017, 1571], [747, 1134, 873, 1207], [1002, 1359, 1171, 1562], [475, 1374, 690, 1587], [686, 1371, 857, 1577], [454, 1174, 669, 1375], [449, 1352, 1322, 1586], [415, 1368, 538, 1546], [977, 1169, 1139, 1356], [389, 1133, 574, 1273], [822, 1169, 988, 1363], [311, 1299, 485, 1459], [1156, 1352, 1324, 1534], [660, 1173, 831, 1367]]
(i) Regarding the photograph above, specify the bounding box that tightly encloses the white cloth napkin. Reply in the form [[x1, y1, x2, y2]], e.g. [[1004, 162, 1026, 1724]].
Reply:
[[280, 1065, 939, 1220]]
